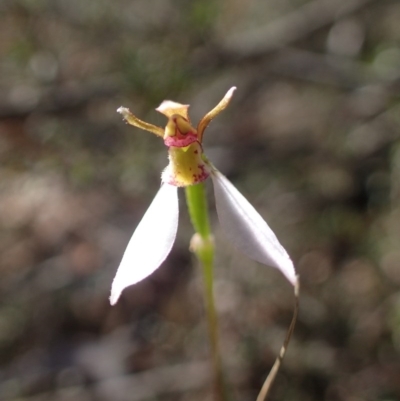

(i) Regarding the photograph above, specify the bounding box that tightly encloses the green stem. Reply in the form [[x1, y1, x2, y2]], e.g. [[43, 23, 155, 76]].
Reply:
[[185, 182, 211, 238], [185, 183, 226, 401]]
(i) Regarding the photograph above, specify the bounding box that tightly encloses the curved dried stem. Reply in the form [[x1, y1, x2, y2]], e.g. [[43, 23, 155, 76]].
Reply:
[[256, 277, 300, 401]]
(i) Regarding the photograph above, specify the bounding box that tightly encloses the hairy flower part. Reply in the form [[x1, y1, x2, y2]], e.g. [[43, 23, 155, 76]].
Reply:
[[162, 142, 210, 187], [112, 87, 297, 304]]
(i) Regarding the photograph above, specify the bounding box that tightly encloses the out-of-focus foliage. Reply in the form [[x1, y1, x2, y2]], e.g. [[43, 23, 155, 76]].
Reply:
[[1, 0, 400, 400]]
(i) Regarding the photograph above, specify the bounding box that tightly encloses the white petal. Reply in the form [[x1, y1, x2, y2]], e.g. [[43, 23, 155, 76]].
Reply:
[[211, 169, 296, 286], [110, 184, 179, 305]]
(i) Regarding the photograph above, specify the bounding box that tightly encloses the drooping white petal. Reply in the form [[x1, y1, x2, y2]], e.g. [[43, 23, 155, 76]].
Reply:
[[110, 183, 179, 305], [211, 169, 296, 286]]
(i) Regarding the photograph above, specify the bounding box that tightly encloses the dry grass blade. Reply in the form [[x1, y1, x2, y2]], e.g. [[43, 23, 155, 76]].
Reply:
[[256, 278, 300, 401]]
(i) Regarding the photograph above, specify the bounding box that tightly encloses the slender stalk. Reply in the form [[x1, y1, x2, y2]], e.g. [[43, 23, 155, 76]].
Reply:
[[256, 278, 300, 401], [185, 182, 211, 238], [185, 183, 227, 401]]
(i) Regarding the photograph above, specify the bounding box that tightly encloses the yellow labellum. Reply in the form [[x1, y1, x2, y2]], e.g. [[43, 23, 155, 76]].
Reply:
[[162, 142, 210, 187]]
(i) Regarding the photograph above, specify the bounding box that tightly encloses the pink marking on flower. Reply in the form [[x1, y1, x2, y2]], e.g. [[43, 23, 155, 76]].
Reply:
[[165, 174, 179, 186], [193, 164, 210, 183], [164, 132, 198, 147]]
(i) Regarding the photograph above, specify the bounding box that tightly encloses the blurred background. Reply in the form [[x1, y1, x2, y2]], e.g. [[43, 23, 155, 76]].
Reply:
[[1, 0, 400, 400]]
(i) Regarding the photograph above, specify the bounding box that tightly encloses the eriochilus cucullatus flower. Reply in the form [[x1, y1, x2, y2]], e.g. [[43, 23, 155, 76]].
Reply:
[[110, 87, 297, 305]]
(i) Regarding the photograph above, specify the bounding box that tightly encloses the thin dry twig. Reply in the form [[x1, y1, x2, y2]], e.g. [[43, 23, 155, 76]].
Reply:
[[256, 278, 300, 401]]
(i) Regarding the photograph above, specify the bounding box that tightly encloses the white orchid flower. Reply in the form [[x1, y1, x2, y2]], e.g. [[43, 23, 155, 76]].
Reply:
[[111, 87, 296, 305]]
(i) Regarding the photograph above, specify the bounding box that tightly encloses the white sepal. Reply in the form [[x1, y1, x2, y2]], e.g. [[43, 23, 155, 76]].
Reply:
[[110, 183, 179, 305], [211, 169, 296, 286]]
